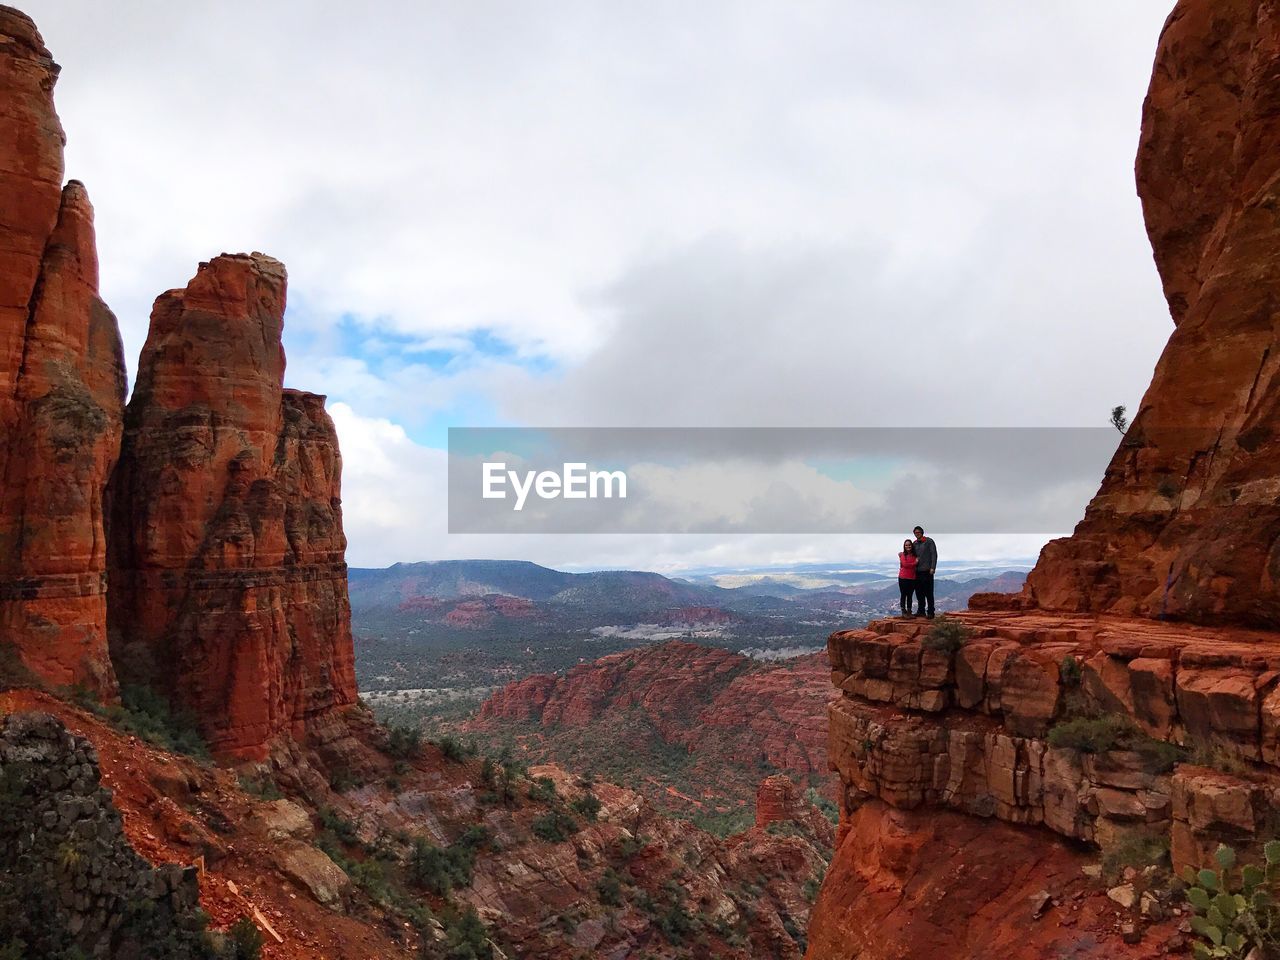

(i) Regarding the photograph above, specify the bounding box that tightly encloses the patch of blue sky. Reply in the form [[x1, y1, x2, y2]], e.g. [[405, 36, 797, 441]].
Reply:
[[282, 306, 560, 447], [809, 454, 905, 491]]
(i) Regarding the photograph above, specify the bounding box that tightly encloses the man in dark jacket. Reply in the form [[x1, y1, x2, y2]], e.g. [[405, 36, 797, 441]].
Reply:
[[912, 525, 937, 619]]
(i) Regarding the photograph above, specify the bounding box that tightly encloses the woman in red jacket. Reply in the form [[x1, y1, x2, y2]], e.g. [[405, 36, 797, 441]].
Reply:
[[898, 540, 918, 616]]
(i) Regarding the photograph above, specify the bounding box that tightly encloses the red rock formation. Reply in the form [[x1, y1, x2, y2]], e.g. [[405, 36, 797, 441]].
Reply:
[[0, 7, 126, 695], [810, 3, 1280, 936], [1019, 0, 1280, 626], [755, 774, 836, 847], [755, 774, 807, 828], [806, 801, 1175, 960], [809, 611, 1280, 957], [106, 254, 357, 760], [822, 612, 1280, 859], [476, 640, 832, 775]]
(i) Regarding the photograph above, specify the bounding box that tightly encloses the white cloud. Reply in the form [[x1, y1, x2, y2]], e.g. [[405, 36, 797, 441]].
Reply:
[[332, 402, 1058, 569], [20, 0, 1178, 568]]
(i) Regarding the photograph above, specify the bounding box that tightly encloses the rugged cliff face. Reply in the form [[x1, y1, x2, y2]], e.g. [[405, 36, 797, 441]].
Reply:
[[809, 610, 1280, 957], [106, 254, 358, 760], [0, 8, 126, 697], [0, 4, 357, 760], [809, 2, 1280, 956], [1020, 0, 1280, 626]]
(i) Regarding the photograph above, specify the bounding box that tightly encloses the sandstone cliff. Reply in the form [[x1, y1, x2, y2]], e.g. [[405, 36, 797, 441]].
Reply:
[[809, 2, 1280, 955], [1018, 0, 1280, 626], [0, 6, 357, 760], [0, 7, 126, 696], [106, 253, 358, 760]]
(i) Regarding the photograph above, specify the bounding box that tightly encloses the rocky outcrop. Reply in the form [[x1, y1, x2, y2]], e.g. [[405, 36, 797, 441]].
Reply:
[[809, 611, 1280, 957], [0, 711, 207, 957], [811, 5, 1280, 950], [755, 774, 837, 847], [106, 254, 357, 760], [459, 763, 831, 960], [805, 800, 1176, 960], [477, 640, 832, 776], [1017, 0, 1280, 626], [824, 613, 1280, 862], [0, 7, 126, 696]]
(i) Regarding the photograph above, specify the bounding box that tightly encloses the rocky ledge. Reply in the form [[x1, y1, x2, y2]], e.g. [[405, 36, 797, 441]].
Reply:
[[826, 611, 1280, 874]]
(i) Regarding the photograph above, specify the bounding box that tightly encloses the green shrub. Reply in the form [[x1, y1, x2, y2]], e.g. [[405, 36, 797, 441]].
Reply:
[[350, 858, 391, 904], [386, 724, 423, 760], [1049, 714, 1185, 773], [328, 765, 361, 792], [318, 807, 359, 844], [615, 834, 644, 861], [93, 684, 210, 760], [531, 809, 579, 843], [1101, 831, 1169, 882], [803, 877, 822, 902], [651, 885, 699, 945], [1133, 736, 1183, 775], [438, 736, 467, 763], [228, 916, 263, 960], [458, 825, 492, 850], [922, 616, 971, 653], [571, 792, 602, 822], [237, 775, 283, 801], [1184, 842, 1280, 959], [1047, 714, 1134, 753], [1060, 655, 1082, 687], [407, 835, 482, 895], [597, 869, 623, 906], [420, 906, 492, 960], [528, 776, 557, 802], [1188, 740, 1250, 777]]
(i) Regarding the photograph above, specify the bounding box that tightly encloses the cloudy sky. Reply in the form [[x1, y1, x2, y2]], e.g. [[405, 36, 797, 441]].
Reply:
[[25, 1, 1176, 571]]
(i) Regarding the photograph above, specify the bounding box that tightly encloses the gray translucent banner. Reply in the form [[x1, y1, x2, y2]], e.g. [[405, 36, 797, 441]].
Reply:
[[447, 427, 1127, 534]]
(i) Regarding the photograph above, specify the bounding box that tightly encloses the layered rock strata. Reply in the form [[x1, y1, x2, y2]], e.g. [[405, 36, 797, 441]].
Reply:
[[826, 612, 1280, 870], [106, 254, 357, 760], [0, 7, 126, 695]]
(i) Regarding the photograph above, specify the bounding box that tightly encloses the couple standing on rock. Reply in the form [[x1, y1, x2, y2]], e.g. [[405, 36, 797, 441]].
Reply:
[[897, 525, 937, 619]]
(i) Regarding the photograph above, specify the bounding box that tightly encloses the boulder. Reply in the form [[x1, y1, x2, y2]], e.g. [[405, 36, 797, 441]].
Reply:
[[276, 839, 350, 910]]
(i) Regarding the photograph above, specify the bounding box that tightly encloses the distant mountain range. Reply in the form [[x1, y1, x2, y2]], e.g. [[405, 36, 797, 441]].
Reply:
[[348, 559, 1030, 695]]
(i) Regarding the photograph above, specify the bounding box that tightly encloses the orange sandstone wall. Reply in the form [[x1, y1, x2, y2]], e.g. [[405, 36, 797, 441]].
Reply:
[[1023, 0, 1280, 627], [106, 254, 357, 760], [0, 8, 126, 695]]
